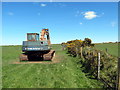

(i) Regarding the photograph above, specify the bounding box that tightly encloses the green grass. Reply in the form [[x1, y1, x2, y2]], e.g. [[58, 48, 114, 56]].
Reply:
[[95, 43, 118, 57], [2, 45, 103, 88]]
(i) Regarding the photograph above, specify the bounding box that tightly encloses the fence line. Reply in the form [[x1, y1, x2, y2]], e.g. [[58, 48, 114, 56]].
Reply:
[[98, 52, 100, 79], [118, 57, 120, 90], [61, 42, 117, 88]]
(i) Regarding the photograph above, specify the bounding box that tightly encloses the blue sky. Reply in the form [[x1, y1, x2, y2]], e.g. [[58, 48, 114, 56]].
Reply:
[[2, 2, 118, 45]]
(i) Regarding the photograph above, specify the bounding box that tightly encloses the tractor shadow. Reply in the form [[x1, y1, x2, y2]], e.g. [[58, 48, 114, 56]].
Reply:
[[28, 55, 44, 61]]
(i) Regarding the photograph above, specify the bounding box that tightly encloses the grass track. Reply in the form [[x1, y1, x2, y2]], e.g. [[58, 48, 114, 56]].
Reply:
[[2, 45, 103, 88]]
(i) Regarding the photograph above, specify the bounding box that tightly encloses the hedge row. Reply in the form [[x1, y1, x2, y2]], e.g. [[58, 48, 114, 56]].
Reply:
[[62, 39, 118, 88]]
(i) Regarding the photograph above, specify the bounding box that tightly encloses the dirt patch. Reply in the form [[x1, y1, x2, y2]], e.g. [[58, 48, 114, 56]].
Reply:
[[13, 54, 61, 64]]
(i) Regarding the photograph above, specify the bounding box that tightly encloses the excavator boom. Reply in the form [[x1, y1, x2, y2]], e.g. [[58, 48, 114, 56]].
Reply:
[[40, 29, 51, 45]]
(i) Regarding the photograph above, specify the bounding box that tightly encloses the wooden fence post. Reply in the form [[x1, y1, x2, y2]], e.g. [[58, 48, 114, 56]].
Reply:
[[62, 45, 65, 50], [62, 46, 64, 50], [80, 47, 83, 57], [98, 52, 100, 79], [118, 57, 120, 90], [76, 47, 79, 57], [105, 48, 108, 53]]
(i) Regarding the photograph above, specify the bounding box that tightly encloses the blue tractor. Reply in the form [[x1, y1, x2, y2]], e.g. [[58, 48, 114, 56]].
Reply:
[[19, 29, 55, 61]]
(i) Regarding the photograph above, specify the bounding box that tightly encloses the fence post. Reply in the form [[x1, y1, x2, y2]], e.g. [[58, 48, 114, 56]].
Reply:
[[98, 52, 100, 79], [62, 45, 65, 50], [62, 46, 64, 50], [118, 57, 120, 90], [76, 47, 79, 57], [105, 48, 108, 53], [80, 47, 83, 57]]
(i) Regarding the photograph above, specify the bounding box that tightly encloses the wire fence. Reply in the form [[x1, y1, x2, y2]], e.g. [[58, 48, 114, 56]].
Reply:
[[61, 41, 118, 89]]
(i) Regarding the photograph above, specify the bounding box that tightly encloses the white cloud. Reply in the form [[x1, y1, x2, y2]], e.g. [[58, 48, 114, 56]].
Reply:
[[98, 12, 104, 17], [75, 10, 80, 17], [80, 22, 83, 25], [111, 22, 116, 27], [8, 12, 14, 15], [33, 2, 39, 5], [50, 0, 53, 2], [83, 11, 97, 20], [58, 3, 66, 7], [38, 13, 40, 16], [102, 12, 104, 15], [40, 3, 47, 7]]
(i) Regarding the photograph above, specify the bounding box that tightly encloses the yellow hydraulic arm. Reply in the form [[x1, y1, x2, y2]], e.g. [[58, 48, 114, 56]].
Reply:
[[40, 29, 51, 45]]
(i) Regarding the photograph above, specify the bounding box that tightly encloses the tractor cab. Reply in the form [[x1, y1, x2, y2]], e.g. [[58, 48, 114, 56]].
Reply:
[[22, 33, 50, 52], [27, 33, 39, 41], [20, 29, 55, 61]]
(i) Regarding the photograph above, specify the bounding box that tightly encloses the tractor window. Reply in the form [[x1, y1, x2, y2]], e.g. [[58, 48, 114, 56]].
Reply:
[[27, 35, 35, 41], [27, 34, 39, 41], [36, 34, 39, 41], [31, 35, 35, 40]]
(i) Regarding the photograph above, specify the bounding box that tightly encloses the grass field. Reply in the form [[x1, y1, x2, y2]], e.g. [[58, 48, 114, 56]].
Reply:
[[2, 45, 103, 88], [95, 43, 118, 57]]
